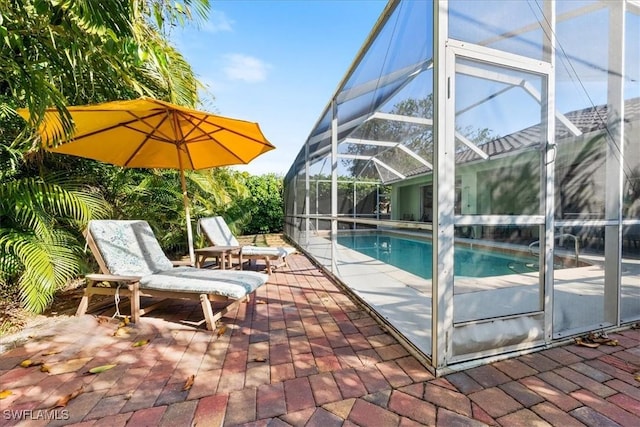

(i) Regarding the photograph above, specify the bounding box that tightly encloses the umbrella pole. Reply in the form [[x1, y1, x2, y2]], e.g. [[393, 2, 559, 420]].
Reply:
[[179, 168, 196, 266]]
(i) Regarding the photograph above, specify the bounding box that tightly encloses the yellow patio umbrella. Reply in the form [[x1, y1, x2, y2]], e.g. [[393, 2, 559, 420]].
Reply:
[[18, 97, 275, 264]]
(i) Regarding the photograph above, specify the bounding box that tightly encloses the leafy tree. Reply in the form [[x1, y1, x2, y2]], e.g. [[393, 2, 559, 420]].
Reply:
[[241, 174, 285, 234], [0, 0, 210, 313], [1, 0, 209, 138], [107, 167, 251, 255]]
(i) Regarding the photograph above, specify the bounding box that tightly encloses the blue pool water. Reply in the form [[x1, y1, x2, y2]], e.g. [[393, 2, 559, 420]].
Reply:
[[336, 233, 537, 279]]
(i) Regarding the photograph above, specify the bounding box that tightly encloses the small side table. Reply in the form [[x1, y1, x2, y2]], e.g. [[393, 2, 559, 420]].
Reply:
[[195, 246, 241, 269]]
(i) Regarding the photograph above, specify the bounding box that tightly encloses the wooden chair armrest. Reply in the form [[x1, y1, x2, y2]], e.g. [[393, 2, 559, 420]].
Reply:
[[85, 273, 141, 282]]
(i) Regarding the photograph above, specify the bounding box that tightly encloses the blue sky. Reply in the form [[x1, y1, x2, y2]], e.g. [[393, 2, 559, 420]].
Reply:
[[172, 0, 387, 176]]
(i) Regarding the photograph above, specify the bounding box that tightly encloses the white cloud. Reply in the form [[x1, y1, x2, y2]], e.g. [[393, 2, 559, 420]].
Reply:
[[203, 10, 234, 33], [222, 54, 271, 83]]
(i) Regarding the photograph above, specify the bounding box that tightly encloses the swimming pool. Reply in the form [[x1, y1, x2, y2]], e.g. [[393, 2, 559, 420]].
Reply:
[[336, 233, 539, 279]]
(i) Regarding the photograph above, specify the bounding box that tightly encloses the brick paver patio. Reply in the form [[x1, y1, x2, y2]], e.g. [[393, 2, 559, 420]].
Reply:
[[0, 254, 638, 426]]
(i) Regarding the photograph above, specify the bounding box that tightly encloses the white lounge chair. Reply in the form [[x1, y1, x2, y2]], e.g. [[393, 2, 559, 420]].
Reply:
[[77, 220, 268, 330], [198, 216, 296, 274]]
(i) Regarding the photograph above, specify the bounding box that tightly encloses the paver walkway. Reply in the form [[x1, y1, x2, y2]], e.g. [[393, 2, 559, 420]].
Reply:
[[0, 254, 639, 426]]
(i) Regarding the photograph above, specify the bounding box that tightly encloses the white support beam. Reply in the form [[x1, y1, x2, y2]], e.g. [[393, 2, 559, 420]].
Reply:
[[336, 60, 432, 104], [455, 131, 490, 160], [521, 81, 582, 136], [345, 137, 433, 169], [307, 60, 433, 160], [603, 0, 625, 327], [338, 154, 406, 180], [307, 114, 366, 145], [457, 62, 582, 137], [433, 0, 454, 372], [478, 2, 607, 48], [456, 86, 516, 115], [456, 62, 524, 86], [338, 154, 373, 160], [304, 135, 310, 245], [398, 145, 433, 169], [368, 112, 434, 126], [330, 100, 338, 274], [344, 138, 399, 147], [372, 158, 406, 180], [307, 108, 433, 152]]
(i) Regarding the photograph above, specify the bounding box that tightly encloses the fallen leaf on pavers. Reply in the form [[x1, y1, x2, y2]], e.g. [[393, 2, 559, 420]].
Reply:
[[587, 332, 618, 346], [575, 337, 599, 348], [113, 327, 131, 337], [216, 326, 227, 337], [132, 339, 150, 347], [118, 317, 131, 328], [19, 359, 44, 368], [0, 390, 13, 399], [41, 350, 62, 356], [256, 300, 267, 304], [635, 373, 640, 382], [182, 375, 195, 391], [50, 386, 84, 409], [251, 357, 267, 363], [40, 364, 51, 373], [84, 364, 117, 375], [44, 357, 93, 375], [124, 390, 134, 400], [95, 316, 111, 325]]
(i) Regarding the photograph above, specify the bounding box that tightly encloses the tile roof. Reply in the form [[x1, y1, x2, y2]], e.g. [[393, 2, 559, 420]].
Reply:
[[394, 97, 640, 182]]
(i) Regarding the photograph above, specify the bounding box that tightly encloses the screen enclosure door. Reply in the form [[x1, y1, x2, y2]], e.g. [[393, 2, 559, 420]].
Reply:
[[446, 41, 553, 362]]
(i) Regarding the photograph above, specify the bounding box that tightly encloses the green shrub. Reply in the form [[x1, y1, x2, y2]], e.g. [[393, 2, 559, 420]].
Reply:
[[242, 174, 284, 234]]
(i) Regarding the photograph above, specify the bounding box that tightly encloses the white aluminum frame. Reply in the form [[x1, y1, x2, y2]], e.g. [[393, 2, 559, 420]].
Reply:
[[439, 18, 555, 364], [284, 0, 639, 375]]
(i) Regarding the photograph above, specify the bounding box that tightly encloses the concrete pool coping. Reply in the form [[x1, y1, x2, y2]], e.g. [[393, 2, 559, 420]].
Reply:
[[301, 234, 640, 359]]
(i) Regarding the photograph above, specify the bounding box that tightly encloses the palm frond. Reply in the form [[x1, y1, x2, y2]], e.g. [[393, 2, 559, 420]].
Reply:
[[0, 177, 110, 224], [0, 172, 110, 313], [1, 227, 82, 313]]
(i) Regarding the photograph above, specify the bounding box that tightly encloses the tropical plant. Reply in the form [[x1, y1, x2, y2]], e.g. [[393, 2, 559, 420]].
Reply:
[[0, 172, 110, 313], [94, 166, 252, 256], [190, 168, 252, 243], [0, 0, 209, 140], [0, 0, 211, 314]]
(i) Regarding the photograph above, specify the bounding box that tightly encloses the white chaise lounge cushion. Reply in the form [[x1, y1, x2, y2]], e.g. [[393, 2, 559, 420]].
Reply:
[[140, 268, 267, 299], [241, 245, 296, 258], [198, 216, 240, 246], [89, 220, 174, 276], [198, 216, 296, 258]]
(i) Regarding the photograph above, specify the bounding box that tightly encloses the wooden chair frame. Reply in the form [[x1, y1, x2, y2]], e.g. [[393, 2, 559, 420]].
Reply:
[[77, 227, 252, 330]]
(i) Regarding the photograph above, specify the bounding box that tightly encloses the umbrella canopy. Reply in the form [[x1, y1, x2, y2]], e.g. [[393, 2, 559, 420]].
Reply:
[[18, 97, 275, 264]]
